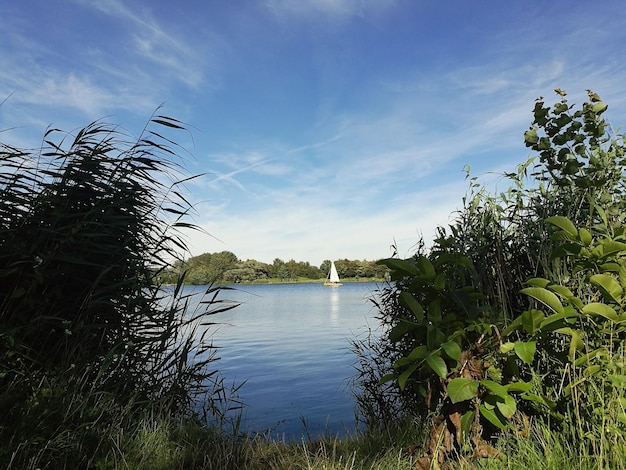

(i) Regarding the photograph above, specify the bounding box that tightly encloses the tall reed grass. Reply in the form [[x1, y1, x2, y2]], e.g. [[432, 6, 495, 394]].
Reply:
[[0, 115, 239, 468]]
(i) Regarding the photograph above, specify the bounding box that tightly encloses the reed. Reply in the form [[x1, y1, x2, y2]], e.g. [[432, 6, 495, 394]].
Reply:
[[0, 114, 238, 468]]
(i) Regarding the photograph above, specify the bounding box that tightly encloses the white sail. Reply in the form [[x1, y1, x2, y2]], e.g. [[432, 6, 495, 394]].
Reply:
[[325, 261, 342, 286], [329, 261, 340, 283]]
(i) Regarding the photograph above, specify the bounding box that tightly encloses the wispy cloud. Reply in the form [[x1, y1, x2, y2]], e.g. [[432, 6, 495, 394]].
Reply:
[[265, 0, 396, 20]]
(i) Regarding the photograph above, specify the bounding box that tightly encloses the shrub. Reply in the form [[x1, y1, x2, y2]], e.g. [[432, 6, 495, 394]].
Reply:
[[355, 90, 626, 467]]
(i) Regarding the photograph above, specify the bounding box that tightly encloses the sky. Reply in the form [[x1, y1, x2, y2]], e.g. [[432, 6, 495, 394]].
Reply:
[[2, 1, 626, 267]]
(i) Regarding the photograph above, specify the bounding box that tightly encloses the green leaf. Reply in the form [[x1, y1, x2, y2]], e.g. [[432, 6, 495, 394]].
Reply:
[[448, 377, 479, 403], [589, 274, 623, 304], [514, 341, 536, 365], [480, 380, 508, 399], [525, 277, 550, 288], [378, 373, 397, 385], [427, 299, 442, 322], [389, 319, 415, 342], [479, 404, 507, 430], [397, 363, 418, 390], [524, 128, 538, 145], [539, 307, 579, 331], [425, 353, 448, 378], [407, 345, 429, 361], [500, 342, 515, 354], [582, 302, 619, 322], [433, 272, 446, 291], [520, 287, 564, 314], [427, 325, 445, 350], [547, 284, 575, 299], [441, 341, 461, 361], [497, 394, 517, 418], [416, 256, 436, 280], [505, 382, 533, 393], [591, 102, 608, 114], [555, 327, 584, 361], [578, 228, 592, 246], [546, 216, 578, 238], [460, 411, 474, 443], [399, 292, 424, 321], [599, 241, 626, 257], [377, 258, 417, 276], [521, 309, 546, 334]]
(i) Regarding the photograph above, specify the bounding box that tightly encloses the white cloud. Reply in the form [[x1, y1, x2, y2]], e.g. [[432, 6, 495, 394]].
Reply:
[[265, 0, 396, 20]]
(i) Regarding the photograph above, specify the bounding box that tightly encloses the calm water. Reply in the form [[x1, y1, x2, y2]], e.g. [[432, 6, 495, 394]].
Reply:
[[184, 282, 382, 440]]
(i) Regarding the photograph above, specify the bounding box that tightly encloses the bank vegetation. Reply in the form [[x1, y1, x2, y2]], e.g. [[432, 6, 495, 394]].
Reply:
[[1, 90, 625, 469]]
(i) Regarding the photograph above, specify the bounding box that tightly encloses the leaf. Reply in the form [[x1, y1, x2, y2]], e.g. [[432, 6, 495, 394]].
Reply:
[[520, 287, 564, 314], [525, 277, 550, 288], [441, 341, 461, 361], [496, 394, 517, 418], [582, 302, 619, 322], [427, 299, 442, 322], [599, 241, 626, 257], [500, 342, 515, 354], [376, 258, 417, 276], [505, 382, 533, 393], [397, 363, 418, 390], [589, 274, 623, 304], [407, 345, 429, 361], [521, 309, 545, 334], [554, 327, 584, 361], [524, 128, 538, 145], [425, 353, 448, 378], [591, 102, 608, 114], [460, 411, 474, 443], [547, 284, 575, 299], [416, 256, 436, 280], [546, 216, 578, 238], [378, 373, 397, 385], [539, 307, 579, 331], [448, 377, 479, 403], [513, 341, 536, 364], [578, 227, 593, 246], [399, 292, 424, 321], [389, 320, 414, 342], [479, 404, 507, 430], [480, 380, 508, 399]]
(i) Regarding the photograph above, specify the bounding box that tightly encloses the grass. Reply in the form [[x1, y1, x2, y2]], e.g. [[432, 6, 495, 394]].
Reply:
[[85, 415, 626, 470]]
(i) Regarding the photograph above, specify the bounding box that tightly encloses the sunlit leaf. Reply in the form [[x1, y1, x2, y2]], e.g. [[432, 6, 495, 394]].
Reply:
[[546, 216, 578, 238], [448, 377, 478, 403], [514, 341, 536, 365], [589, 274, 623, 304], [582, 302, 619, 322], [520, 287, 564, 314]]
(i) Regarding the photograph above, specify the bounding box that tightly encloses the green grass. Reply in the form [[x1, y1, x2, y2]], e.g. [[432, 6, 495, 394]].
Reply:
[[84, 415, 626, 470]]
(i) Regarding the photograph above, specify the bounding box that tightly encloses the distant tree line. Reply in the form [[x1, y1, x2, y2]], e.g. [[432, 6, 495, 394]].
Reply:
[[159, 251, 389, 285]]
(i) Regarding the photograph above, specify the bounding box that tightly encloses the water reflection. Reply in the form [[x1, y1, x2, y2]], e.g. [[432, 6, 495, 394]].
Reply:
[[328, 288, 340, 326], [192, 282, 379, 440]]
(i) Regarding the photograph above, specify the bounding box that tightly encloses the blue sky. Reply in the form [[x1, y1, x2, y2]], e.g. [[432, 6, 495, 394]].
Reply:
[[2, 1, 626, 267]]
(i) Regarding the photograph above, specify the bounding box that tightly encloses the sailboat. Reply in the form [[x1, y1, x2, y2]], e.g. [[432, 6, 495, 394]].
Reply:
[[324, 261, 343, 286]]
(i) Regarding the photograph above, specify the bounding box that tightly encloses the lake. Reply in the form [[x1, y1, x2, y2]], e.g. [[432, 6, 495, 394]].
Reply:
[[183, 282, 382, 440]]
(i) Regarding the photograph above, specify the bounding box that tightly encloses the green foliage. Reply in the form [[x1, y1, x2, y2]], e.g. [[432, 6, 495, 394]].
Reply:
[[0, 116, 239, 468], [355, 89, 626, 467]]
